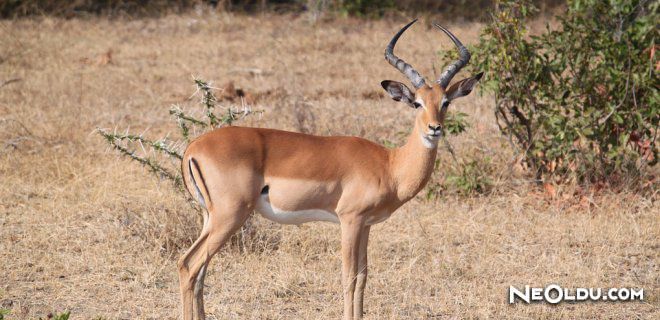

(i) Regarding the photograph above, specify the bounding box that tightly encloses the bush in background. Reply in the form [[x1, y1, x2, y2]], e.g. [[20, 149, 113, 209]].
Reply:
[[0, 0, 197, 17], [463, 0, 658, 186], [1, 0, 563, 19]]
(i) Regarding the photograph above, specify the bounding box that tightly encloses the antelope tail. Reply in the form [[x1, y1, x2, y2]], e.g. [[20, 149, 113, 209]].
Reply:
[[187, 157, 211, 210]]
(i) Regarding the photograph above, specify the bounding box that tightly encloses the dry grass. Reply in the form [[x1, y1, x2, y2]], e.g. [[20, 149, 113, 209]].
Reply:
[[0, 12, 658, 319]]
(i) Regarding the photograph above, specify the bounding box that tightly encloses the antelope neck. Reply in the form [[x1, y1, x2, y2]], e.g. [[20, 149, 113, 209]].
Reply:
[[388, 113, 438, 203]]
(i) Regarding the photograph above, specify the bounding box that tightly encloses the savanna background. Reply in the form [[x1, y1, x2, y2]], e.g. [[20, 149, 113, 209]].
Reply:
[[1, 0, 657, 319]]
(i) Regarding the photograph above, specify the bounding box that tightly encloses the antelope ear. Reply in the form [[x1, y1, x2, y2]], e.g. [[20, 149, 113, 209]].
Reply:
[[445, 72, 483, 101], [381, 80, 416, 107]]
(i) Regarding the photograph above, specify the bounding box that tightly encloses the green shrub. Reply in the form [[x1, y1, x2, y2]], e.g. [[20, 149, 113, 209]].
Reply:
[[0, 309, 9, 320], [461, 0, 658, 185], [445, 158, 493, 195], [335, 0, 395, 17], [49, 311, 70, 320], [38, 311, 70, 320], [443, 111, 470, 136], [425, 156, 494, 198]]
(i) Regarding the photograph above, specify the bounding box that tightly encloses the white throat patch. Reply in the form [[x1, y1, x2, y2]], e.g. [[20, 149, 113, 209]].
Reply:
[[420, 133, 439, 149]]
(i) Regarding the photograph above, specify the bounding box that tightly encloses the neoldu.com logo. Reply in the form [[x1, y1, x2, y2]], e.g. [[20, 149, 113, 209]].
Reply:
[[509, 285, 644, 304]]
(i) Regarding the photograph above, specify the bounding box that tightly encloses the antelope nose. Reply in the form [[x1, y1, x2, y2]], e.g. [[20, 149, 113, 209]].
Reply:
[[428, 124, 442, 131]]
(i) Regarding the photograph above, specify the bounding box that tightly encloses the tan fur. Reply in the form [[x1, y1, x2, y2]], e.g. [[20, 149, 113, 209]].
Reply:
[[176, 82, 458, 320]]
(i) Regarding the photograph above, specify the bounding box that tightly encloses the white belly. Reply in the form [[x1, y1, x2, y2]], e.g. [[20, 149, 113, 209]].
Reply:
[[256, 195, 340, 225]]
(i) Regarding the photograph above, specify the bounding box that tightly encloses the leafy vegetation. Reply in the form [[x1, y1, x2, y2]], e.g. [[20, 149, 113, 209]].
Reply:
[[426, 154, 494, 198], [460, 0, 658, 185], [336, 0, 395, 17], [444, 111, 470, 136], [42, 311, 70, 320], [445, 158, 494, 195]]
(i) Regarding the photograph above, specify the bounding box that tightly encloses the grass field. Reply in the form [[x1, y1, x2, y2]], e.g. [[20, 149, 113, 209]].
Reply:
[[0, 13, 658, 319]]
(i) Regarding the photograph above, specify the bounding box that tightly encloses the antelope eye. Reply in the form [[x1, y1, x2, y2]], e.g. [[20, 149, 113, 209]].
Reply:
[[412, 102, 422, 108]]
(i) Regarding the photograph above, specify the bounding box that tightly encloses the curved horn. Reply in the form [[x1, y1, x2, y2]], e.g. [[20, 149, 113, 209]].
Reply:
[[434, 23, 471, 89], [385, 19, 426, 89]]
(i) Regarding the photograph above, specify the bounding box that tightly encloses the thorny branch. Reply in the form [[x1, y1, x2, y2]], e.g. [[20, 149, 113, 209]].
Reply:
[[97, 77, 263, 199]]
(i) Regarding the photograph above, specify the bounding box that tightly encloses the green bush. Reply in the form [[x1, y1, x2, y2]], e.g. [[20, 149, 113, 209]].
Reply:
[[335, 0, 395, 17], [425, 156, 494, 198], [463, 0, 658, 185], [44, 311, 70, 320], [445, 158, 493, 195], [444, 111, 470, 136]]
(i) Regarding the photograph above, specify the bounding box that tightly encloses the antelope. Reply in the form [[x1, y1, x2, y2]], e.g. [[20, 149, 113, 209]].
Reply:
[[178, 19, 482, 320]]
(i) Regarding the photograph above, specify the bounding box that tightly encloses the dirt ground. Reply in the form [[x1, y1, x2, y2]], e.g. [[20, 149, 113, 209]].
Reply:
[[0, 13, 658, 319]]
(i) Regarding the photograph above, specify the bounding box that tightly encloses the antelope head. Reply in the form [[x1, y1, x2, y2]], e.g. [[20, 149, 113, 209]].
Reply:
[[381, 19, 483, 148]]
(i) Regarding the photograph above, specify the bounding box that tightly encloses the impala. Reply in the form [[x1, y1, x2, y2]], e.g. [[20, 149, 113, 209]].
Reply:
[[178, 19, 482, 320]]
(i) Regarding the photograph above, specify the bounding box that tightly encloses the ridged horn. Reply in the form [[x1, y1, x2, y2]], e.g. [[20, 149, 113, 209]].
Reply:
[[434, 23, 471, 89], [385, 19, 426, 89]]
